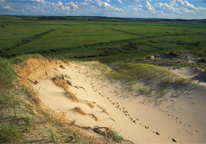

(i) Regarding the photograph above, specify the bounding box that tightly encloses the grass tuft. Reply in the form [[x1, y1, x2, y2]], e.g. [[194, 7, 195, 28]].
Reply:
[[102, 109, 110, 116], [53, 77, 69, 89], [72, 107, 86, 115], [87, 102, 95, 108], [65, 89, 79, 102], [89, 114, 99, 121], [93, 127, 124, 143]]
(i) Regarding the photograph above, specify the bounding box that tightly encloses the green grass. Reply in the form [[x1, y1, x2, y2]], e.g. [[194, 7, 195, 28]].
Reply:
[[0, 56, 29, 143], [1, 16, 206, 66], [108, 63, 188, 86]]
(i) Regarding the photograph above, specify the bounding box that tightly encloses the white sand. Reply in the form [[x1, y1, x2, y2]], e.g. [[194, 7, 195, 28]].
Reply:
[[29, 61, 206, 143]]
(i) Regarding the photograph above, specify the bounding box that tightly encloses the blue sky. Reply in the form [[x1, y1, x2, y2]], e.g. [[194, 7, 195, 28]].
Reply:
[[0, 0, 206, 19]]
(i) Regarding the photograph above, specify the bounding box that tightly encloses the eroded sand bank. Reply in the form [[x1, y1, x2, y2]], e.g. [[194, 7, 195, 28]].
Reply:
[[18, 58, 206, 143]]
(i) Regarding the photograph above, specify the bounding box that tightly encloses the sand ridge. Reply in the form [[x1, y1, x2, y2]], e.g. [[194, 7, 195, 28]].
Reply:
[[18, 58, 206, 143]]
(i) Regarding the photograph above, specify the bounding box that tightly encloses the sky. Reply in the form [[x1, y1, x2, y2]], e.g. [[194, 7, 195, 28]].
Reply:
[[0, 0, 206, 19]]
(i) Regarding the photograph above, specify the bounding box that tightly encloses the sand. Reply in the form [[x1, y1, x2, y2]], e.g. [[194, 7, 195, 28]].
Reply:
[[22, 59, 206, 143]]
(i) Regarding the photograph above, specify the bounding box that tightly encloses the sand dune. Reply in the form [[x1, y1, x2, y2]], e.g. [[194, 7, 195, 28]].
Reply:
[[18, 58, 206, 143], [169, 67, 206, 86]]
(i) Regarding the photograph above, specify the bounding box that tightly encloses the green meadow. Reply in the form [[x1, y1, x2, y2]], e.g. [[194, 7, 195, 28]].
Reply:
[[0, 16, 206, 64]]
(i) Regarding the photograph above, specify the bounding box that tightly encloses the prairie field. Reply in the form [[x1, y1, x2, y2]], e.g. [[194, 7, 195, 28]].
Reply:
[[1, 16, 206, 64]]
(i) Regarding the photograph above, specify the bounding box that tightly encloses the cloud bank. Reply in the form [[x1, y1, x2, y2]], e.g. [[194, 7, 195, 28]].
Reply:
[[0, 0, 205, 19]]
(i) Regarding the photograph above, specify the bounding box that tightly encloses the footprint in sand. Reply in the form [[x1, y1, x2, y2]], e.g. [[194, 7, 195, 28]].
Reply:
[[115, 105, 120, 108], [144, 125, 149, 129], [154, 131, 160, 135], [172, 138, 177, 143], [99, 93, 104, 97], [177, 121, 182, 124], [186, 124, 191, 127], [125, 113, 130, 117], [123, 111, 128, 114]]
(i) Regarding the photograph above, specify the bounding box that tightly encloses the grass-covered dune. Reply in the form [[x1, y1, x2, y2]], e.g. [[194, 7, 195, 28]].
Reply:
[[1, 53, 206, 143], [108, 63, 189, 86], [0, 54, 127, 143]]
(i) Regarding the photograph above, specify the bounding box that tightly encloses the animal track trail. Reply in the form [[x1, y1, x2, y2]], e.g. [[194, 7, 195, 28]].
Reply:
[[94, 87, 181, 143], [161, 109, 196, 138], [159, 108, 183, 125], [106, 97, 138, 124], [105, 96, 180, 143], [89, 78, 98, 93]]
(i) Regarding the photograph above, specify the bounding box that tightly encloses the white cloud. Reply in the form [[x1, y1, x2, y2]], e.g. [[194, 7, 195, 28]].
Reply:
[[196, 7, 206, 12], [34, 0, 45, 2], [87, 0, 123, 11], [64, 6, 70, 11], [66, 1, 78, 9], [176, 0, 185, 5], [154, 2, 178, 13], [176, 0, 196, 10], [127, 0, 139, 2], [127, 0, 206, 19], [184, 1, 196, 10], [132, 5, 142, 11], [143, 1, 154, 11], [3, 5, 12, 10], [0, 0, 205, 19], [18, 0, 45, 3], [118, 0, 123, 4]]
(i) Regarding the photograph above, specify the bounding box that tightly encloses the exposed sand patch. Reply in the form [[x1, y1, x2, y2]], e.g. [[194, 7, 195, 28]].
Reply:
[[17, 58, 206, 143], [168, 67, 206, 86]]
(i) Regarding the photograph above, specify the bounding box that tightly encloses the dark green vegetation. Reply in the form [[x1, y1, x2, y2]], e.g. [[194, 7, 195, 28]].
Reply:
[[0, 15, 206, 65]]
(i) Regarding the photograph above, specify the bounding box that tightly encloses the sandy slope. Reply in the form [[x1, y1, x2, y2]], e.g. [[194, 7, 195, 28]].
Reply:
[[28, 60, 206, 143]]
